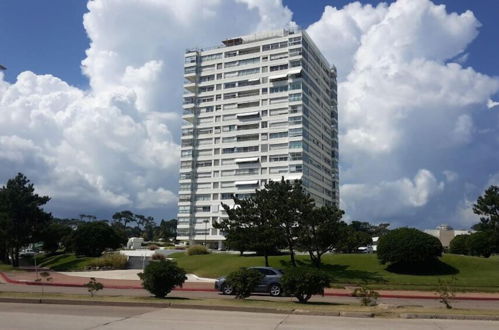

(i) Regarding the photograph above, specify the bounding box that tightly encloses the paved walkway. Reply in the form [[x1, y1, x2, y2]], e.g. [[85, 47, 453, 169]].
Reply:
[[2, 270, 499, 300]]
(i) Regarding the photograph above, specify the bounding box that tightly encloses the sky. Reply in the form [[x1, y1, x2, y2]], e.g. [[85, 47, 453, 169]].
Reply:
[[0, 0, 498, 229]]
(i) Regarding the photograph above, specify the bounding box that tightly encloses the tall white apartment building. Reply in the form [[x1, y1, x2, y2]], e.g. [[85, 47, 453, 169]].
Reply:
[[177, 29, 338, 248]]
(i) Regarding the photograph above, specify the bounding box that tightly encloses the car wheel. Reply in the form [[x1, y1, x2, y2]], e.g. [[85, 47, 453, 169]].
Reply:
[[269, 283, 282, 297], [221, 284, 234, 295]]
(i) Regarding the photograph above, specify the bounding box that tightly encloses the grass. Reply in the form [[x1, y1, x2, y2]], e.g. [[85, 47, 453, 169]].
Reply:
[[170, 253, 499, 292], [34, 253, 96, 271], [0, 291, 498, 318], [0, 262, 15, 271]]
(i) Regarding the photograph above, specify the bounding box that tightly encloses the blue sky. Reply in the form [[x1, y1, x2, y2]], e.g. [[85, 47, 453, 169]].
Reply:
[[1, 0, 498, 228], [2, 1, 498, 87]]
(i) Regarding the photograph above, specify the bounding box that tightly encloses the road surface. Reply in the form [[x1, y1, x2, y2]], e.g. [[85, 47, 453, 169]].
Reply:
[[0, 302, 498, 330]]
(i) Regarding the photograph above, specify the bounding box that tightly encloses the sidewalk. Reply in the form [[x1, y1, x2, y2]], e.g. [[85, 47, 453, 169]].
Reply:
[[2, 271, 499, 300]]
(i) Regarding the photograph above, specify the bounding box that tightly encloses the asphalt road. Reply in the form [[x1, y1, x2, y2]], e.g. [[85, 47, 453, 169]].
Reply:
[[0, 302, 498, 330], [2, 281, 499, 310]]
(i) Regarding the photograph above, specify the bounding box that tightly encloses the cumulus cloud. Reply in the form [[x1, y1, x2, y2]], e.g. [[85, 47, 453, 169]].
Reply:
[[0, 0, 293, 219], [341, 169, 444, 220], [1, 0, 498, 229], [308, 0, 499, 227]]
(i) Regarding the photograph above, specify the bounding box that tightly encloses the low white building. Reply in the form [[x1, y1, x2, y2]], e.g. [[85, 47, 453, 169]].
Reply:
[[424, 224, 473, 248]]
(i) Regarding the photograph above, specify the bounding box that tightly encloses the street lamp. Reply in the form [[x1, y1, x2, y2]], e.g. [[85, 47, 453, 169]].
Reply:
[[203, 219, 209, 247]]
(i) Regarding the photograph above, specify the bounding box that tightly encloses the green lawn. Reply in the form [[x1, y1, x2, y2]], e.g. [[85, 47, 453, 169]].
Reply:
[[0, 262, 15, 271], [171, 253, 499, 292], [34, 253, 96, 271]]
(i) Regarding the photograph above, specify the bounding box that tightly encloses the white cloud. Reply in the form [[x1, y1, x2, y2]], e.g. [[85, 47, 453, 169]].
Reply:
[[341, 169, 444, 219], [0, 0, 293, 218], [1, 0, 498, 229], [488, 98, 499, 109]]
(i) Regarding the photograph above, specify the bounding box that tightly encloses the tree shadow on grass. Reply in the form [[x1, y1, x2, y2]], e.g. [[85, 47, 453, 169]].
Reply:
[[278, 260, 386, 284], [385, 258, 459, 276]]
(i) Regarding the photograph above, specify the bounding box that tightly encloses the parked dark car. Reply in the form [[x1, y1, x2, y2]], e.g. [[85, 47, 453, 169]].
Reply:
[[214, 267, 283, 297]]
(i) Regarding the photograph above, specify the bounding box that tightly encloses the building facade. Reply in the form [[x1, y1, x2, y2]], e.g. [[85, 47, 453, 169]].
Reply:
[[177, 29, 338, 248]]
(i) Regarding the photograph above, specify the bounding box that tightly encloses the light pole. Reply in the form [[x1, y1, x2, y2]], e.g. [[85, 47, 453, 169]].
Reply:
[[203, 219, 209, 247]]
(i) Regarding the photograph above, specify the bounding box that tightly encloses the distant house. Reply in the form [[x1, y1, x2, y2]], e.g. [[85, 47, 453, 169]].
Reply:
[[424, 224, 473, 248]]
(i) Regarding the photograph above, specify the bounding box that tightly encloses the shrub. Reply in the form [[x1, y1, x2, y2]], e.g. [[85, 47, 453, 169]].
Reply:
[[436, 277, 456, 309], [187, 245, 209, 255], [449, 235, 470, 255], [281, 268, 330, 303], [148, 244, 159, 250], [225, 268, 263, 299], [377, 228, 443, 268], [85, 277, 104, 297], [352, 285, 379, 306], [72, 222, 123, 257], [151, 253, 166, 260], [88, 253, 128, 269], [138, 260, 187, 298], [468, 231, 494, 258]]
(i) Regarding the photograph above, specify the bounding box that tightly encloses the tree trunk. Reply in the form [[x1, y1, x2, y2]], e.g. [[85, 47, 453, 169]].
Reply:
[[289, 244, 296, 267], [264, 252, 269, 267]]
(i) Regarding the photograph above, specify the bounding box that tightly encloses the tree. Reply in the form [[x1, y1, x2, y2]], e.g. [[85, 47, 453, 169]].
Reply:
[[473, 185, 499, 253], [377, 228, 443, 268], [154, 219, 177, 241], [138, 260, 187, 298], [255, 178, 314, 267], [296, 205, 345, 268], [216, 195, 285, 266], [112, 210, 135, 230], [473, 185, 499, 234], [0, 173, 52, 266], [449, 234, 470, 255], [39, 222, 73, 254], [468, 231, 494, 258], [72, 221, 123, 257], [336, 225, 372, 253], [225, 268, 264, 299], [281, 268, 330, 303]]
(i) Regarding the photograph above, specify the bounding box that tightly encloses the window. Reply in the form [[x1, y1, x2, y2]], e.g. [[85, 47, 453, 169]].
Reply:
[[270, 155, 288, 162], [262, 41, 288, 51], [221, 181, 234, 188], [201, 53, 222, 62], [270, 85, 288, 93], [270, 52, 288, 61], [270, 64, 288, 72], [269, 166, 288, 174], [269, 131, 288, 139]]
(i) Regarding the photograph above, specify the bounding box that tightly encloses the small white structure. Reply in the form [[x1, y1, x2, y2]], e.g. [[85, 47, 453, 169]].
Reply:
[[424, 224, 473, 248], [126, 237, 144, 250]]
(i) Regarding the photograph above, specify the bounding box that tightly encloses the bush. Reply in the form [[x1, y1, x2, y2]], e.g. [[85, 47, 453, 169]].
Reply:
[[281, 268, 330, 303], [148, 244, 159, 250], [449, 235, 470, 255], [84, 277, 104, 297], [187, 245, 209, 255], [468, 231, 494, 258], [72, 222, 124, 257], [151, 253, 166, 261], [88, 253, 128, 269], [377, 228, 443, 268], [225, 268, 263, 299], [352, 285, 379, 306], [138, 260, 187, 298]]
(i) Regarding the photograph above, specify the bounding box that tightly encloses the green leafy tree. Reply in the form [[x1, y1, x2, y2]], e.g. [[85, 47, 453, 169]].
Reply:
[[449, 234, 470, 255], [468, 231, 494, 258], [0, 173, 52, 266], [225, 268, 264, 299], [154, 219, 177, 241], [255, 178, 314, 267], [138, 260, 187, 298], [296, 205, 345, 268], [336, 225, 372, 253], [112, 210, 135, 231], [72, 221, 123, 257], [281, 268, 330, 303], [39, 222, 73, 254], [377, 228, 443, 267], [473, 185, 499, 234], [217, 195, 285, 266]]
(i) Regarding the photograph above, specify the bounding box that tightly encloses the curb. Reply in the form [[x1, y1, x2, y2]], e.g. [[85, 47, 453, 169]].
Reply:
[[2, 272, 499, 301], [0, 297, 497, 321], [400, 313, 499, 321], [0, 272, 215, 292]]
